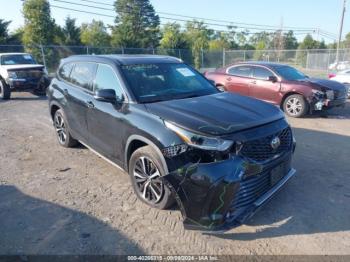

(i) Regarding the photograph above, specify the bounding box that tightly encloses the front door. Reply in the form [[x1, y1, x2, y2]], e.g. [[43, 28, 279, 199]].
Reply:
[[86, 63, 127, 164], [250, 66, 281, 105]]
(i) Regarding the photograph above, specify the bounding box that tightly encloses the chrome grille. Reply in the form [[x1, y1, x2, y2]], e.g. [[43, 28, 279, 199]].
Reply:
[[239, 127, 292, 162]]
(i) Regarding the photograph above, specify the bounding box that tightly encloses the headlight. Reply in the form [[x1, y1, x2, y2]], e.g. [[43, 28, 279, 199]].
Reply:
[[164, 121, 233, 152], [8, 71, 17, 79]]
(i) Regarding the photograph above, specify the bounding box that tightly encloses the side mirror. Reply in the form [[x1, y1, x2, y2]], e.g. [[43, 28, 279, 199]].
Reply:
[[268, 76, 278, 83], [94, 89, 118, 103]]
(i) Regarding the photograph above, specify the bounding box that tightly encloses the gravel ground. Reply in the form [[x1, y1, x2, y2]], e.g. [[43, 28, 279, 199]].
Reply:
[[0, 92, 350, 255]]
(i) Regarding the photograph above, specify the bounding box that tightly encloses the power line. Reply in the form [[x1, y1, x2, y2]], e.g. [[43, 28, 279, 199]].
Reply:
[[52, 0, 321, 33], [50, 1, 334, 41], [72, 0, 321, 31]]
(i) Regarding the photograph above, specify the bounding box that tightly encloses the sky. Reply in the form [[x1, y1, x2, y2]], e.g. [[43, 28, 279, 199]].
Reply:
[[1, 0, 349, 43]]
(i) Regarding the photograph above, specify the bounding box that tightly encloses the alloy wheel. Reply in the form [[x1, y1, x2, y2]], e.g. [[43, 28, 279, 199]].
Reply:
[[133, 156, 164, 204], [286, 97, 303, 116], [54, 113, 67, 144]]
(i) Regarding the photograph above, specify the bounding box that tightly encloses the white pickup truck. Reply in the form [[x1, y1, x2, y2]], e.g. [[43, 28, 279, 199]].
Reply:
[[0, 53, 50, 100]]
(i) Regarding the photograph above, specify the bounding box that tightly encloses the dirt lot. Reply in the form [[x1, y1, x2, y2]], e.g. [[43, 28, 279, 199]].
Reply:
[[0, 92, 350, 255]]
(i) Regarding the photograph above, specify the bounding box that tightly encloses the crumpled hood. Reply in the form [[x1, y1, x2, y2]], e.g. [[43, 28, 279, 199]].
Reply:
[[297, 78, 346, 92], [145, 93, 284, 136], [2, 64, 44, 71]]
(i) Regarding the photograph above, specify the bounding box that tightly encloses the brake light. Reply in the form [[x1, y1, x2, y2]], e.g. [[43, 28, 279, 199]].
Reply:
[[328, 73, 336, 79]]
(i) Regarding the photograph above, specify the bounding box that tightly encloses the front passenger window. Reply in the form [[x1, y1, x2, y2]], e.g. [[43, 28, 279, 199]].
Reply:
[[253, 67, 274, 80], [94, 64, 123, 98]]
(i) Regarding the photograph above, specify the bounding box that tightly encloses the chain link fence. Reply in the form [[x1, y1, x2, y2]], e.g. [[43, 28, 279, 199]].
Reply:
[[1, 45, 349, 77]]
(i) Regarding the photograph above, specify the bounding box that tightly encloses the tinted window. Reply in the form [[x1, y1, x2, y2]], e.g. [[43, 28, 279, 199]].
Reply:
[[253, 67, 274, 80], [58, 63, 74, 82], [94, 64, 123, 98], [228, 66, 253, 78], [1, 54, 36, 65], [273, 66, 307, 81], [70, 63, 97, 91], [120, 63, 218, 103]]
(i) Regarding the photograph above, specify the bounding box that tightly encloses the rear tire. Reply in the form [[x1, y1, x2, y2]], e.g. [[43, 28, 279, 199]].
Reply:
[[53, 109, 78, 148], [0, 79, 11, 100], [129, 145, 174, 210], [283, 94, 308, 118]]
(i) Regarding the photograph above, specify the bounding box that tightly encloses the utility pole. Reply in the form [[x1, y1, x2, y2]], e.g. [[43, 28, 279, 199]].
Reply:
[[336, 0, 347, 64]]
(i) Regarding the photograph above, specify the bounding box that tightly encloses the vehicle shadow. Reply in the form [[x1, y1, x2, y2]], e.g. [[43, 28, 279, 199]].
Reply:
[[0, 96, 47, 103], [211, 127, 350, 240], [0, 185, 144, 255]]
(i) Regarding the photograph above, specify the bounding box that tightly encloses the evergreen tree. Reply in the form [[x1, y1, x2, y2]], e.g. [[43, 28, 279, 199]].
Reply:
[[62, 17, 81, 46], [111, 0, 160, 48]]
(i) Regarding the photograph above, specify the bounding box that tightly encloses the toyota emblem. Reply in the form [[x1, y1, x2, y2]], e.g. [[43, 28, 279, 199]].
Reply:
[[271, 137, 281, 150]]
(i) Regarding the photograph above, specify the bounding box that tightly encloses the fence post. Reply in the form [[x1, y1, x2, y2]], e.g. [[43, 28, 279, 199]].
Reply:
[[39, 44, 47, 69], [243, 50, 246, 61], [121, 47, 124, 54], [178, 49, 182, 60], [306, 51, 309, 69], [201, 48, 204, 69], [223, 48, 226, 67], [86, 46, 89, 54]]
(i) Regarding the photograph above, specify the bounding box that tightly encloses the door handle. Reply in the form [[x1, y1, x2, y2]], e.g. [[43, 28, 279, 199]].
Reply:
[[226, 77, 232, 81], [250, 80, 257, 84], [63, 89, 69, 96], [86, 101, 95, 108]]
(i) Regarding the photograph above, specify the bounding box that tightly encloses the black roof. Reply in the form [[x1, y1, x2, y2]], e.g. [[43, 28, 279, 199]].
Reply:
[[61, 54, 182, 65]]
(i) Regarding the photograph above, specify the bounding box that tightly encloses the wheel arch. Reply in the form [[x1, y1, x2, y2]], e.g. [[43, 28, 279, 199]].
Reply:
[[280, 91, 307, 110], [125, 135, 169, 174], [49, 102, 61, 120]]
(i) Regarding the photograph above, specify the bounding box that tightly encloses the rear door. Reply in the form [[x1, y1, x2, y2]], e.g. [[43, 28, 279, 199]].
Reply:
[[225, 65, 253, 96], [86, 63, 127, 163], [250, 66, 281, 105], [63, 62, 97, 143]]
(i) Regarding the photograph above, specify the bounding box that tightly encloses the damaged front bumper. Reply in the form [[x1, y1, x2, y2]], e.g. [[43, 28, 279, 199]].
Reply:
[[163, 152, 296, 232], [310, 90, 347, 111]]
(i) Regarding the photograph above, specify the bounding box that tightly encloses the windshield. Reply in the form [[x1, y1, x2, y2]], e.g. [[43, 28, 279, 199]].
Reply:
[[273, 65, 308, 81], [1, 54, 36, 65], [120, 63, 218, 103]]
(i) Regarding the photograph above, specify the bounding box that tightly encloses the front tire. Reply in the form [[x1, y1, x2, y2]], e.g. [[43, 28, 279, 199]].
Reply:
[[129, 146, 174, 210], [0, 79, 11, 100], [53, 109, 78, 148], [283, 94, 308, 118]]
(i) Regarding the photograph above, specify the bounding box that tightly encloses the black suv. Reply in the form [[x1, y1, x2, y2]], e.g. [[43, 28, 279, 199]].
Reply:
[[48, 55, 296, 231]]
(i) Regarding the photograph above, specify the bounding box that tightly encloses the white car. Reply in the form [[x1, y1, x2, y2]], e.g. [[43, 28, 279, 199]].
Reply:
[[0, 53, 49, 100], [329, 61, 350, 71], [329, 70, 350, 98]]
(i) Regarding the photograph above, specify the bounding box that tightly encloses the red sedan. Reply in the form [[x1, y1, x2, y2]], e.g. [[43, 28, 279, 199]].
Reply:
[[205, 62, 347, 117]]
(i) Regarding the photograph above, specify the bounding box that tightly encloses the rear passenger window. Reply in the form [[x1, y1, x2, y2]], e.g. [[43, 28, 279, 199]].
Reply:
[[58, 63, 74, 82], [228, 66, 253, 78], [253, 67, 274, 80], [70, 63, 97, 91]]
